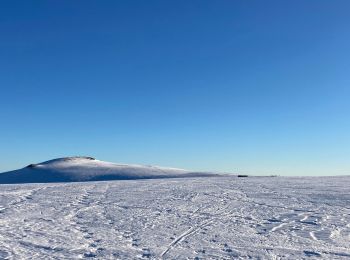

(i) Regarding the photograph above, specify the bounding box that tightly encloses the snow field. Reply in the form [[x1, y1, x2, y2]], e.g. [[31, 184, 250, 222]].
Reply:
[[0, 176, 349, 259]]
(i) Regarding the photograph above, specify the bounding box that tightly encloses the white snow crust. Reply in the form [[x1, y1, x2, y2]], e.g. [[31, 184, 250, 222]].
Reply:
[[0, 176, 349, 259]]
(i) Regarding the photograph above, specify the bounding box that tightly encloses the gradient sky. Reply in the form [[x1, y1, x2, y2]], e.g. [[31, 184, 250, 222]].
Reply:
[[1, 1, 349, 175]]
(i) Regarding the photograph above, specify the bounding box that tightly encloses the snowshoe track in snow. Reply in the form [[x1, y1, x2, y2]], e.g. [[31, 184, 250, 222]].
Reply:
[[0, 176, 349, 259]]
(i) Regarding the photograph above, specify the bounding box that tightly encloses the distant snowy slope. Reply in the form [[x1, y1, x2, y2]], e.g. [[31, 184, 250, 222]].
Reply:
[[0, 156, 219, 184]]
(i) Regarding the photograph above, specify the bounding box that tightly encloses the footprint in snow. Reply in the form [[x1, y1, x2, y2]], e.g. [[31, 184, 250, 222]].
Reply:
[[304, 250, 321, 257]]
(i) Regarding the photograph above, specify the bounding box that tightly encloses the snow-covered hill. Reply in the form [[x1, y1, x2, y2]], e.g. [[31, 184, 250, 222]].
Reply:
[[0, 156, 219, 184]]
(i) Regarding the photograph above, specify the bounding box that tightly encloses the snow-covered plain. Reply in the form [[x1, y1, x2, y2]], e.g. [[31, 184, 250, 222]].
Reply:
[[0, 176, 349, 259]]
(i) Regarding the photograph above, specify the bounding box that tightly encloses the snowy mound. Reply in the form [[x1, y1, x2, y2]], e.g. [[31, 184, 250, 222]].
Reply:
[[0, 157, 218, 184]]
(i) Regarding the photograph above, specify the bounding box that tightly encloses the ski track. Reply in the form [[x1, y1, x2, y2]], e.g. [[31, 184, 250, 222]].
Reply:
[[0, 176, 349, 259]]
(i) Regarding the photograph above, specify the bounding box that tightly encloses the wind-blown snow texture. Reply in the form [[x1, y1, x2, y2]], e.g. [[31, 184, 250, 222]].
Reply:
[[0, 157, 217, 184], [0, 176, 349, 259]]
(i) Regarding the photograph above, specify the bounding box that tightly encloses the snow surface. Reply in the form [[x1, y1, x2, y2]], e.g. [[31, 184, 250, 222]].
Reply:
[[0, 176, 349, 259], [0, 157, 218, 184]]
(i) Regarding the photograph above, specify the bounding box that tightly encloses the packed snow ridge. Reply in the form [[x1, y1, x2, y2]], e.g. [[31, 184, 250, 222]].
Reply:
[[0, 156, 220, 184]]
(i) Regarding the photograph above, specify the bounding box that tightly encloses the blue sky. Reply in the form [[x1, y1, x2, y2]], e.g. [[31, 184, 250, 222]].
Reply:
[[1, 1, 349, 175]]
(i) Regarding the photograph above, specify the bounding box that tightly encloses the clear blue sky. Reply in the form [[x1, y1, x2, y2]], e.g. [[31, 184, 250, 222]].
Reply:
[[1, 1, 349, 175]]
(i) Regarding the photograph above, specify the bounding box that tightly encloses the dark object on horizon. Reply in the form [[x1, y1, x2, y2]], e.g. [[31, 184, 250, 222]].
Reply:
[[26, 164, 38, 168], [238, 174, 248, 177], [80, 156, 95, 160]]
